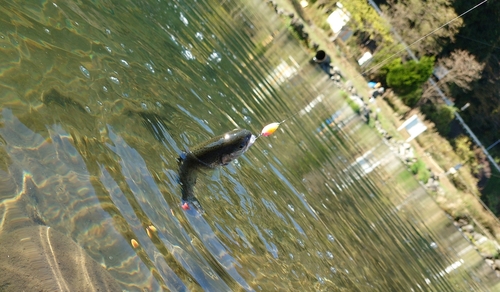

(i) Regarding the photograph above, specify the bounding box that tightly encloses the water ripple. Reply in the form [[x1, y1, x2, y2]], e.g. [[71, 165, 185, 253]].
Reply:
[[79, 65, 90, 78], [180, 12, 189, 26], [109, 76, 120, 84]]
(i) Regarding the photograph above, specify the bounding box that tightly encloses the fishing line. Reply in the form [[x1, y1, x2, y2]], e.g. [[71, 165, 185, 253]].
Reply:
[[362, 0, 488, 76], [256, 100, 316, 139]]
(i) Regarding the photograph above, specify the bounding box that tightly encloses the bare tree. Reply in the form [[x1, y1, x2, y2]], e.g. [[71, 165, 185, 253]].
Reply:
[[423, 49, 484, 100], [382, 0, 463, 56]]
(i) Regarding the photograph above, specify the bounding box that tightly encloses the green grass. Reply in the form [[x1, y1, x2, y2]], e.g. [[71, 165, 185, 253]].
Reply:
[[340, 90, 361, 114], [394, 168, 420, 192], [370, 105, 404, 140], [410, 159, 430, 183], [346, 98, 360, 114]]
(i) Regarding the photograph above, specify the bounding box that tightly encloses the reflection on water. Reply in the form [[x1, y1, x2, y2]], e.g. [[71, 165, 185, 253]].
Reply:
[[0, 0, 499, 291]]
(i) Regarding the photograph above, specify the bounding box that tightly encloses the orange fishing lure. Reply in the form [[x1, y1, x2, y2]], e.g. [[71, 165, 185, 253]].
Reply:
[[260, 122, 282, 137]]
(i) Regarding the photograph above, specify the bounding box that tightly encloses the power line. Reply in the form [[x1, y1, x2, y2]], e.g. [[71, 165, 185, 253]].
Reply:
[[456, 34, 500, 51], [365, 0, 500, 174], [362, 0, 488, 75]]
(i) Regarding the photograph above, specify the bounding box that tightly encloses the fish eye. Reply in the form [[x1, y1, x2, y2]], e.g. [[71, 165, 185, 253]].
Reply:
[[238, 142, 246, 149]]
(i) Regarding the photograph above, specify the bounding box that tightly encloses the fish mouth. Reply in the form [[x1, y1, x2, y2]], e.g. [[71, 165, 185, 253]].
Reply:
[[243, 134, 257, 152]]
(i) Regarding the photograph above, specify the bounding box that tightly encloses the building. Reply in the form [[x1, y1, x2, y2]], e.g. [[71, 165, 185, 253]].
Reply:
[[326, 2, 351, 40]]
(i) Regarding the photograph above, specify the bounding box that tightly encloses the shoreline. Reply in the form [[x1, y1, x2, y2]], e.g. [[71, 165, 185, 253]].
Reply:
[[265, 0, 500, 275]]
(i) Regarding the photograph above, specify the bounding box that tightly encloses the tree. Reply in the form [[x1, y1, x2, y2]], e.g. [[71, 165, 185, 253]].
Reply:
[[421, 104, 456, 136], [450, 0, 500, 60], [423, 50, 484, 101], [387, 57, 434, 90], [444, 0, 500, 162], [341, 0, 393, 44], [385, 56, 435, 92], [384, 56, 434, 105], [454, 135, 478, 173], [381, 0, 463, 56], [448, 54, 500, 156]]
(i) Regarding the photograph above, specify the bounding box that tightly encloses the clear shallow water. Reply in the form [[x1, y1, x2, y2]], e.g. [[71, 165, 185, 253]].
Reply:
[[0, 0, 498, 291]]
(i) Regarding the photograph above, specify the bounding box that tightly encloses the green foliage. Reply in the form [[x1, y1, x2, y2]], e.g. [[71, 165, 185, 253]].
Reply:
[[340, 90, 360, 113], [455, 136, 473, 162], [418, 169, 431, 184], [478, 240, 499, 258], [382, 56, 434, 106], [371, 44, 406, 77], [399, 88, 423, 108], [454, 135, 478, 172], [320, 20, 331, 31], [395, 167, 420, 191], [385, 57, 435, 94], [421, 104, 456, 136], [410, 159, 430, 183], [346, 98, 360, 114], [342, 0, 393, 44], [434, 105, 456, 135], [444, 1, 500, 165], [441, 2, 500, 165], [409, 159, 421, 175]]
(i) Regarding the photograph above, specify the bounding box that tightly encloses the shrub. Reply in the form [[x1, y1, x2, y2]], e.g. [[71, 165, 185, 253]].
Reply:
[[399, 88, 423, 107], [455, 136, 473, 162], [418, 167, 431, 183], [454, 135, 478, 171], [410, 158, 430, 183], [421, 104, 456, 136], [383, 56, 434, 105], [410, 159, 424, 175]]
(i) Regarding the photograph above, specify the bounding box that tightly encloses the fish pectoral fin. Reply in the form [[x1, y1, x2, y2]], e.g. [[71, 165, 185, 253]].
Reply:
[[221, 154, 232, 165], [178, 151, 188, 163], [210, 168, 221, 181]]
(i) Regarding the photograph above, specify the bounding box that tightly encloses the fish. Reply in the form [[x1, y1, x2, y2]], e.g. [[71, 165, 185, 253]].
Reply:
[[178, 129, 256, 213]]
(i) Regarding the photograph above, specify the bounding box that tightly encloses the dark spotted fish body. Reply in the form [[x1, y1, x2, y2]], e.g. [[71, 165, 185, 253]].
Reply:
[[178, 129, 255, 212]]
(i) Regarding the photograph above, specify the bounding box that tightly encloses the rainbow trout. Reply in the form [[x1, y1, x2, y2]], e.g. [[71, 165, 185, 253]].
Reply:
[[178, 129, 256, 212]]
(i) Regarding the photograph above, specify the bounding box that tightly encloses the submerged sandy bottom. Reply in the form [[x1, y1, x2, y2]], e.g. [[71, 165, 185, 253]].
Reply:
[[0, 224, 121, 291]]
